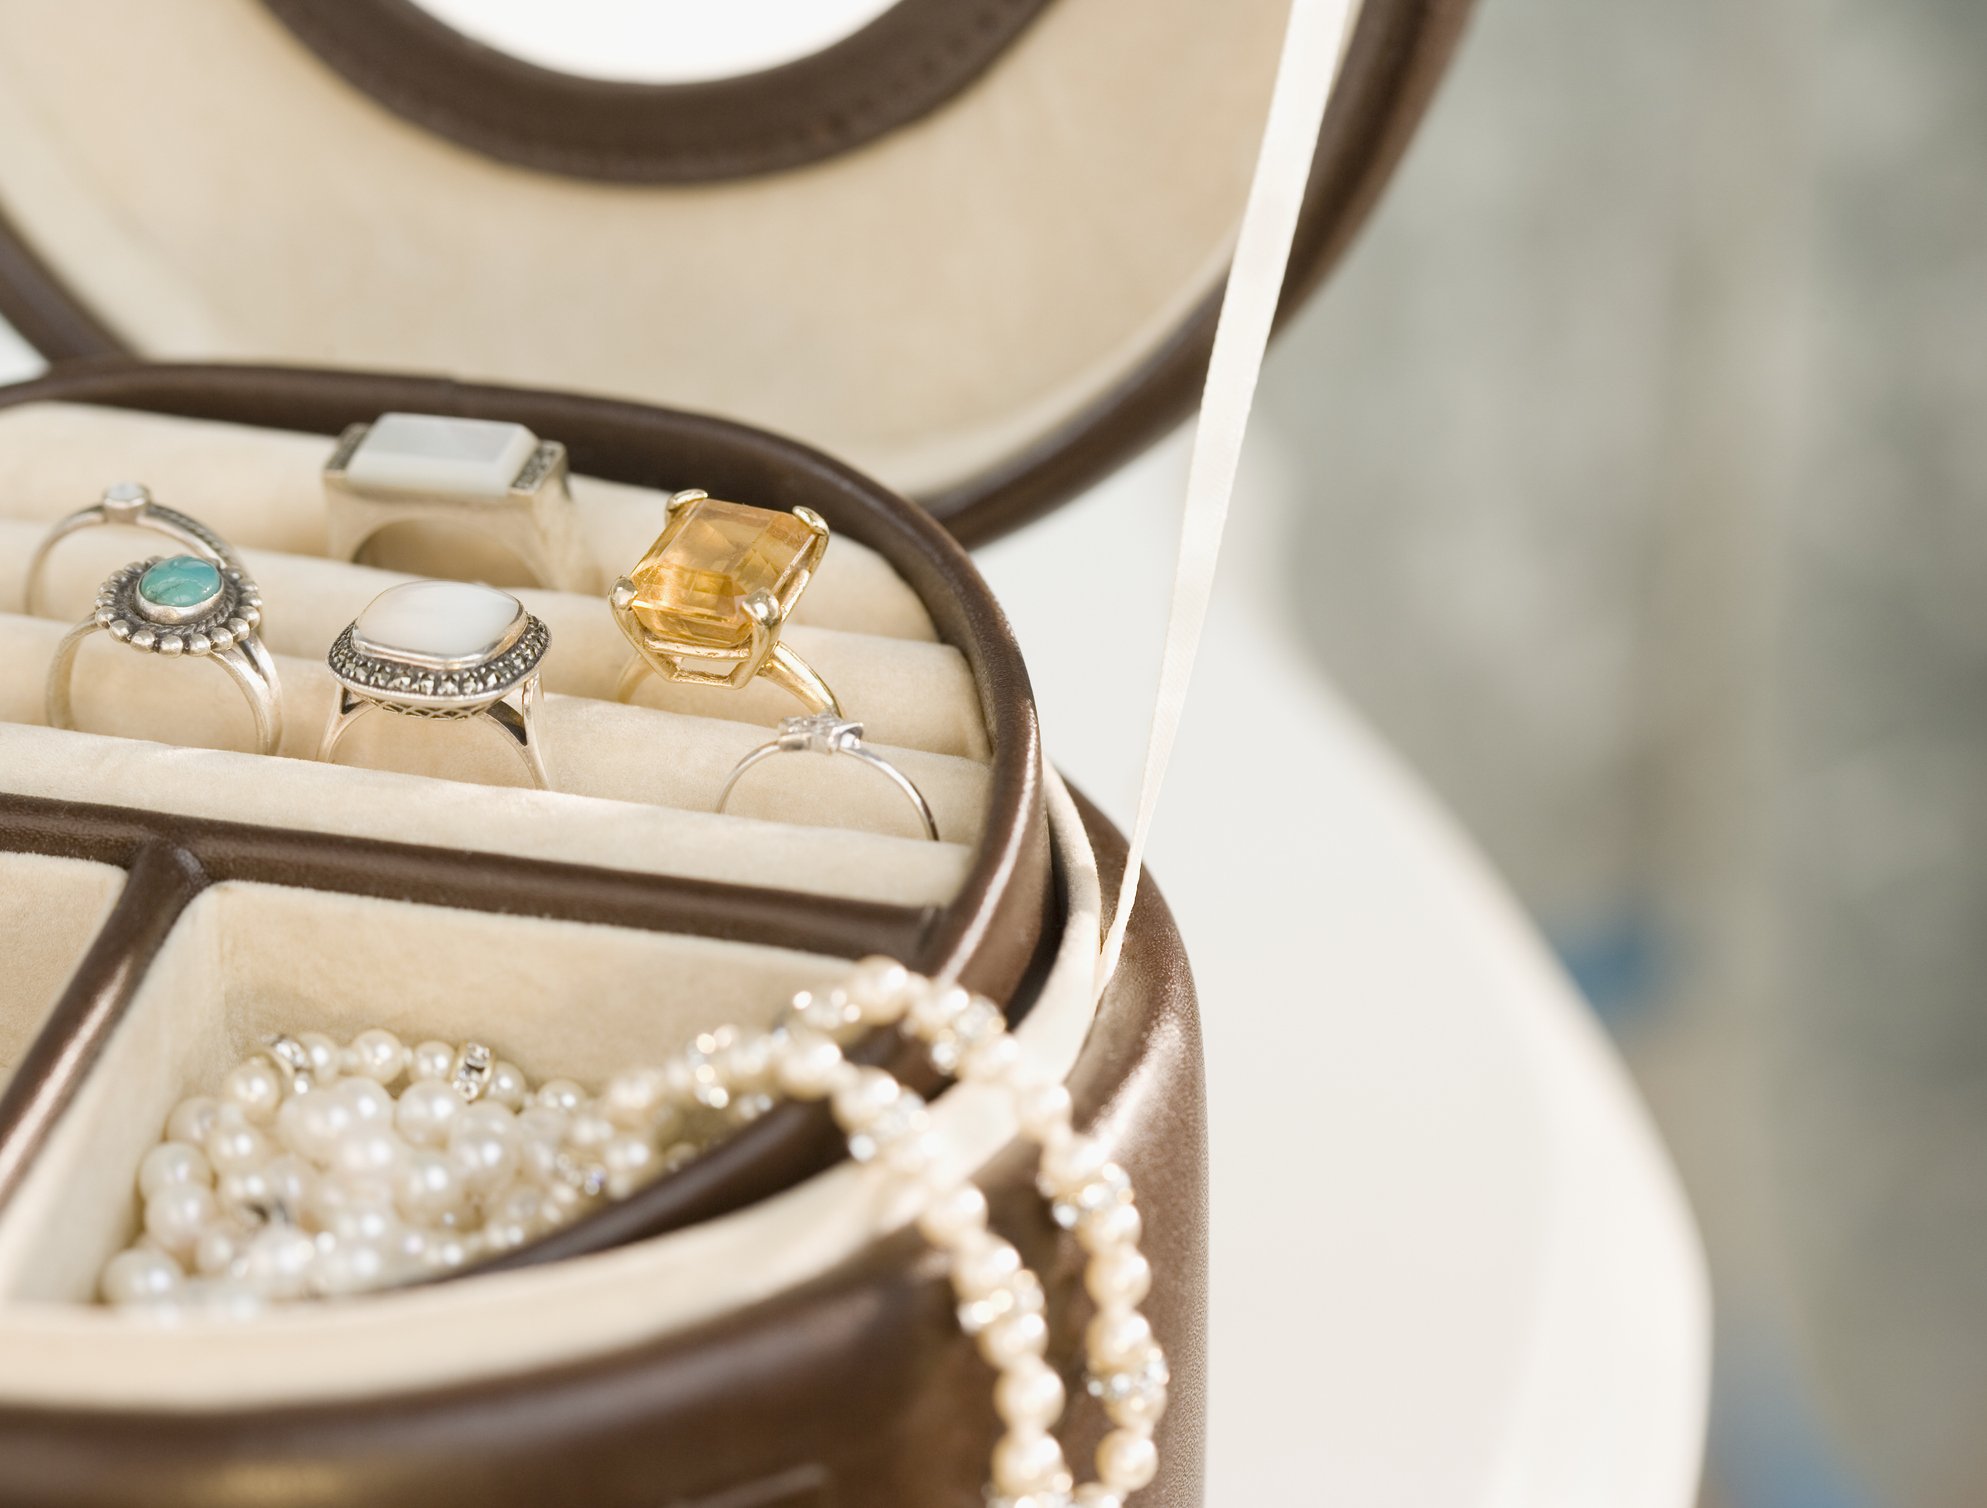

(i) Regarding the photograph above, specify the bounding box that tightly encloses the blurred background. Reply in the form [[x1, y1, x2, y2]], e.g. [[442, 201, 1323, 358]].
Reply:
[[1243, 1, 1986, 1504], [6, 1, 1981, 1503]]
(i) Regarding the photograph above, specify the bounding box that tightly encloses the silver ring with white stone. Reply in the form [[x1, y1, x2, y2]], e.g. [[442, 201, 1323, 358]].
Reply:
[[22, 482, 238, 619], [323, 413, 595, 593], [320, 580, 554, 790], [44, 551, 282, 756], [717, 713, 938, 841]]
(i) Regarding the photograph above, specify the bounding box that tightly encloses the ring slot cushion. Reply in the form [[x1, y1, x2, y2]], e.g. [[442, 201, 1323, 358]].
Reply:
[[0, 404, 993, 872]]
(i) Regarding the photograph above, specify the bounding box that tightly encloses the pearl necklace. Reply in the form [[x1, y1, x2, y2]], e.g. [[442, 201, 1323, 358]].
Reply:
[[100, 959, 1166, 1505]]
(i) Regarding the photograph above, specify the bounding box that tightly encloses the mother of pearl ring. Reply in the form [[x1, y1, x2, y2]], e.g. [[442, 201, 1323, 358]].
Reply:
[[320, 580, 553, 789]]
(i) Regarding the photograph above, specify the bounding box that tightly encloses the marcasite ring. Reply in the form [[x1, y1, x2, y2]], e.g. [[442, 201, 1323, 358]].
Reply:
[[610, 490, 841, 716], [45, 551, 282, 755], [321, 580, 554, 789], [23, 482, 236, 618], [323, 412, 595, 593], [717, 713, 938, 841]]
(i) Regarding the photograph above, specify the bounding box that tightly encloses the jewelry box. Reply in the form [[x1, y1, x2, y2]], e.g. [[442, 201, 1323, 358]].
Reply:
[[0, 3, 1467, 1503]]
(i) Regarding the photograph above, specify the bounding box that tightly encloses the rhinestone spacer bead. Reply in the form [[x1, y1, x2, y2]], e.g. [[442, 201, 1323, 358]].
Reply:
[[450, 1042, 495, 1102]]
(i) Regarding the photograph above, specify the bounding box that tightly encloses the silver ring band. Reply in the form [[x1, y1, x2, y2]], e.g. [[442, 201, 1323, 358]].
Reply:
[[23, 483, 236, 618], [319, 676, 551, 790], [717, 714, 938, 841]]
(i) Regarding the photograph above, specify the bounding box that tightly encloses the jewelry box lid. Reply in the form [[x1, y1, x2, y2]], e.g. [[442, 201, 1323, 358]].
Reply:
[[0, 0, 1468, 544]]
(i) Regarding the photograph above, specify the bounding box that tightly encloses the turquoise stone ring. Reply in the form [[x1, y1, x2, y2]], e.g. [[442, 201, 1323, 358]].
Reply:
[[88, 553, 263, 654], [136, 554, 224, 612], [46, 540, 283, 756]]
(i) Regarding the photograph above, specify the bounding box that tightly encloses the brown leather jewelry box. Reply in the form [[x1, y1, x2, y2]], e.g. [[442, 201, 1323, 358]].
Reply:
[[0, 2, 1466, 1503]]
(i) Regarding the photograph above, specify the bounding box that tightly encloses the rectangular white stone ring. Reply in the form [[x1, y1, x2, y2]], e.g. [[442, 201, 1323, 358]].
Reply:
[[322, 413, 597, 593], [320, 580, 554, 790]]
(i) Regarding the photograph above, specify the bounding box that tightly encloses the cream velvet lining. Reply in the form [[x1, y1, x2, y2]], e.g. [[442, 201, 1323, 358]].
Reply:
[[0, 616, 986, 844], [0, 0, 1288, 495], [0, 404, 993, 893], [0, 853, 124, 1095], [0, 772, 1100, 1407]]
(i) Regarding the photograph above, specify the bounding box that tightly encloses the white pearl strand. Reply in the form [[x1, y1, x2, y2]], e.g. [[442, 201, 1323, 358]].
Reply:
[[809, 957, 1171, 1508], [99, 960, 1165, 1504]]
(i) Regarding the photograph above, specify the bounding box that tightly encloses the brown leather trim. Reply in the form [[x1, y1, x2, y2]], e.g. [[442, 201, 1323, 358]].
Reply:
[[0, 361, 1050, 1266], [0, 0, 1472, 546], [0, 792, 930, 956], [0, 798, 1205, 1508], [0, 790, 940, 1219], [260, 0, 1056, 184], [0, 203, 121, 364], [0, 841, 202, 1213]]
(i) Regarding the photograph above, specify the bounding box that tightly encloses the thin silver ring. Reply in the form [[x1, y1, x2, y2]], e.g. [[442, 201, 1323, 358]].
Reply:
[[23, 483, 237, 619], [44, 552, 282, 756], [717, 713, 939, 841]]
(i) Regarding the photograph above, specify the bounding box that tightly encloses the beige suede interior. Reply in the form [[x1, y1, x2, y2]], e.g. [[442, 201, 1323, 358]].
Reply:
[[0, 853, 124, 1095], [0, 772, 1100, 1407], [0, 0, 1291, 495], [0, 880, 844, 1303], [0, 403, 994, 891]]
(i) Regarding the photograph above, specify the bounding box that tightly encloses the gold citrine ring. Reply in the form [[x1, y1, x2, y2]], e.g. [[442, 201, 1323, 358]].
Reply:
[[609, 489, 841, 716]]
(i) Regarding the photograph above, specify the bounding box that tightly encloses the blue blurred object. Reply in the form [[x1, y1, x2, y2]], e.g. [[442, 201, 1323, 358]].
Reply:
[[1550, 906, 1665, 1031], [1710, 1326, 1873, 1508]]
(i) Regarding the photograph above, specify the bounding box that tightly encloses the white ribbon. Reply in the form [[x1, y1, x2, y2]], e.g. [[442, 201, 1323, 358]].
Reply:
[[1096, 0, 1362, 992]]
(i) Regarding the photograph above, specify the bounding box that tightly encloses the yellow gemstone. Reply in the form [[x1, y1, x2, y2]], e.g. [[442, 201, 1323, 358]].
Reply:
[[626, 497, 817, 648]]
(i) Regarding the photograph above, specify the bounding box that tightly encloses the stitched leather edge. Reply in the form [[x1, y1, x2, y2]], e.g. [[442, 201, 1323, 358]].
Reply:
[[260, 0, 1055, 184]]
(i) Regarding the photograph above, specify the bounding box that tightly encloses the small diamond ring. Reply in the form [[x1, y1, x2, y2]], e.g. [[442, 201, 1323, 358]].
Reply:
[[608, 490, 841, 717], [716, 713, 939, 841]]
